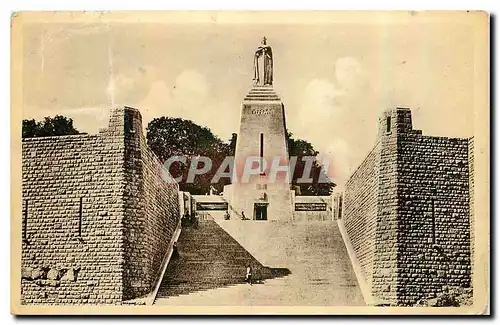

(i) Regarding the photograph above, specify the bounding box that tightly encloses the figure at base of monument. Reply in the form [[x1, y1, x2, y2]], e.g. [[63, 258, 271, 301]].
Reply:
[[245, 264, 253, 285]]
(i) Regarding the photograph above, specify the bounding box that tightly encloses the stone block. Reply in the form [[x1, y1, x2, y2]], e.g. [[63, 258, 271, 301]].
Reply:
[[31, 267, 45, 280], [21, 267, 33, 280]]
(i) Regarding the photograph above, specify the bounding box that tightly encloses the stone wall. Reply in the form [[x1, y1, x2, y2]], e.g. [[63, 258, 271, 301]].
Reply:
[[138, 137, 180, 296], [343, 107, 472, 306], [21, 107, 180, 305], [121, 108, 181, 300], [468, 137, 474, 280], [343, 143, 380, 289], [397, 133, 471, 305], [371, 108, 411, 303]]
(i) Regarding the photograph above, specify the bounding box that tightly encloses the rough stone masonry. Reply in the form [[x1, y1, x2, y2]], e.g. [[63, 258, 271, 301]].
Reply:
[[343, 107, 473, 306], [21, 107, 181, 305]]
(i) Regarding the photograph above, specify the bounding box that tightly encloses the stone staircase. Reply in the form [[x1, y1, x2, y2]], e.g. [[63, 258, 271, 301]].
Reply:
[[155, 219, 365, 306], [155, 219, 289, 300], [213, 220, 365, 305], [243, 85, 281, 101]]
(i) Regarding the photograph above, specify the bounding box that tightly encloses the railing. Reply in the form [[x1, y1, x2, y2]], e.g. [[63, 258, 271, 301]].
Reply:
[[146, 218, 182, 305], [197, 213, 214, 221]]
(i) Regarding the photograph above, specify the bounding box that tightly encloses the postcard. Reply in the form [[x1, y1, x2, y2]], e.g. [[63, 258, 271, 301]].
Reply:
[[11, 11, 489, 315]]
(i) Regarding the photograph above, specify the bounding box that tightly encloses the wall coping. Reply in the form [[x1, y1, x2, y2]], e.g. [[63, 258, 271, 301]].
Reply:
[[22, 133, 98, 142]]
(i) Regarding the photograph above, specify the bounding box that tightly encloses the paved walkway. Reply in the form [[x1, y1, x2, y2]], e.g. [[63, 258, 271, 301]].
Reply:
[[155, 220, 365, 306]]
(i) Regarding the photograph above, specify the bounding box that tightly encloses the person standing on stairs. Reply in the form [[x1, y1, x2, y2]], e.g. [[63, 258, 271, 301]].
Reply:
[[172, 242, 180, 259], [181, 212, 189, 227], [245, 264, 253, 285], [193, 213, 199, 229]]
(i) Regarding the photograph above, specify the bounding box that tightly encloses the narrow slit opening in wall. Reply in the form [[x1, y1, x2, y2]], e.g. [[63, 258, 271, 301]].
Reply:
[[260, 133, 264, 174], [338, 195, 343, 220], [431, 195, 436, 245], [23, 200, 28, 242], [386, 116, 391, 133], [78, 197, 83, 238]]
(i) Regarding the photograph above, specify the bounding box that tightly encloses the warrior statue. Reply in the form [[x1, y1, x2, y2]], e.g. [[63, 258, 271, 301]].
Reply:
[[253, 37, 273, 86]]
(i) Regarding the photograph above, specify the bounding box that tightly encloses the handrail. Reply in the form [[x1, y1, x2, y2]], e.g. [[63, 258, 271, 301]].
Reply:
[[145, 218, 182, 305], [336, 219, 374, 305]]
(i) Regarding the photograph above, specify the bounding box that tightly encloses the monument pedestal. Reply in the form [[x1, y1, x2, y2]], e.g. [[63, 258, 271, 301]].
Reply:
[[227, 85, 294, 222]]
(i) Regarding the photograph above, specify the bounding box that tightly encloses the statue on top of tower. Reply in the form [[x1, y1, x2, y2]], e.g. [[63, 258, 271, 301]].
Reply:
[[253, 36, 273, 86]]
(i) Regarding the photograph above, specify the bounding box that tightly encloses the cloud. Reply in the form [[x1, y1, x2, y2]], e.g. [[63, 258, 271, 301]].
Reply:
[[301, 79, 343, 119], [335, 57, 364, 92], [24, 67, 218, 135], [106, 65, 158, 107], [294, 56, 379, 185], [25, 65, 162, 134], [137, 70, 210, 125], [319, 139, 351, 190], [295, 56, 367, 137], [43, 68, 235, 140], [173, 70, 209, 100], [64, 106, 111, 133], [137, 70, 238, 141]]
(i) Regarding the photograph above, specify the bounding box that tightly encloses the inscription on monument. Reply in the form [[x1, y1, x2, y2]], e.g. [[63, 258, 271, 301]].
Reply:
[[196, 202, 229, 211], [295, 203, 328, 211], [249, 108, 273, 115]]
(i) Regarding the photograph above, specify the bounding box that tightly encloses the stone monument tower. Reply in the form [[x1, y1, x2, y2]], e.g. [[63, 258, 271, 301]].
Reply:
[[225, 37, 294, 222]]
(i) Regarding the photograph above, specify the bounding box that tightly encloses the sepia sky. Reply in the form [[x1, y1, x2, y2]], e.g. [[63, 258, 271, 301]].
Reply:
[[20, 13, 479, 185]]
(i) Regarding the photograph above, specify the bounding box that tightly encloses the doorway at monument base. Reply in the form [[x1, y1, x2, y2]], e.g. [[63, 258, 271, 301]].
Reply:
[[222, 185, 338, 222], [223, 184, 294, 222]]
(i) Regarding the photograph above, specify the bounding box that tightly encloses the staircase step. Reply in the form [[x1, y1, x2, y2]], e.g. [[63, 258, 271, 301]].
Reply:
[[156, 219, 280, 300], [154, 220, 365, 306]]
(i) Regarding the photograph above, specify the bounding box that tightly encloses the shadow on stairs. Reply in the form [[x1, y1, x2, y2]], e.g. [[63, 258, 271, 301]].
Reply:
[[155, 219, 290, 300]]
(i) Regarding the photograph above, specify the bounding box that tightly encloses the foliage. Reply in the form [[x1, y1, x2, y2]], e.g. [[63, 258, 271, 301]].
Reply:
[[22, 115, 80, 138], [416, 286, 473, 307], [147, 116, 334, 196], [286, 131, 335, 196], [146, 117, 232, 194]]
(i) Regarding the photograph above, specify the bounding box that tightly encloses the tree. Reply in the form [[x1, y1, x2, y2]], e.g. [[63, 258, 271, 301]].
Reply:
[[22, 115, 80, 138], [146, 117, 232, 194], [287, 131, 335, 196], [146, 117, 334, 196], [22, 119, 39, 138], [229, 133, 237, 154]]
